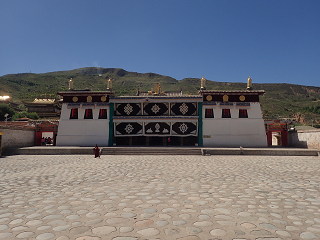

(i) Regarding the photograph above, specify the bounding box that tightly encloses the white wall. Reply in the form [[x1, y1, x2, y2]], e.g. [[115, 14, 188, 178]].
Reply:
[[0, 127, 35, 150], [202, 103, 267, 147], [288, 130, 320, 149], [56, 104, 110, 147]]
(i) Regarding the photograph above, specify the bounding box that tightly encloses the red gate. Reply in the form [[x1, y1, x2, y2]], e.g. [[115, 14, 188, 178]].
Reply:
[[35, 121, 58, 146]]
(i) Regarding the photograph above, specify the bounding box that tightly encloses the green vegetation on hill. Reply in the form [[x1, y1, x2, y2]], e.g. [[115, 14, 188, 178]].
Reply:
[[1, 67, 320, 124]]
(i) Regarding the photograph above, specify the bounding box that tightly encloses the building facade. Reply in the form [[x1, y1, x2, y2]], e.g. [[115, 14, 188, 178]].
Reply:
[[56, 86, 267, 147]]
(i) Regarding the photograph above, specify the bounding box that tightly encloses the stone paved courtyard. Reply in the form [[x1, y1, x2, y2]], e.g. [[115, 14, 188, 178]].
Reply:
[[0, 154, 320, 240]]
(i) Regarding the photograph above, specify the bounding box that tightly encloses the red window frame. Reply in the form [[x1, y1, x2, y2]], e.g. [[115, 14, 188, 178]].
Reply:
[[99, 109, 107, 119], [70, 108, 78, 119], [84, 109, 93, 119], [222, 109, 231, 118], [239, 109, 248, 118], [205, 108, 214, 118]]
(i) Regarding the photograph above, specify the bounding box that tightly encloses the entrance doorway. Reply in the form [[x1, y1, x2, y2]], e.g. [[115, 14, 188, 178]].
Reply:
[[34, 121, 58, 146], [114, 136, 198, 146]]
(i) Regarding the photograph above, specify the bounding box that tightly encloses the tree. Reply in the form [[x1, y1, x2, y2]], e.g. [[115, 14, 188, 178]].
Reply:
[[11, 111, 39, 121], [0, 104, 16, 121]]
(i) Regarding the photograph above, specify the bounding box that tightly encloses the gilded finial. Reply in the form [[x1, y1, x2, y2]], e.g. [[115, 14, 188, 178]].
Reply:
[[69, 78, 73, 90], [200, 76, 206, 90], [107, 77, 112, 90], [247, 76, 252, 90]]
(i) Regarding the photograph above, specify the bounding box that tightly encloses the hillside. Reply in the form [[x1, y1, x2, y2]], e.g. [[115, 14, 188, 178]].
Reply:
[[1, 67, 320, 125]]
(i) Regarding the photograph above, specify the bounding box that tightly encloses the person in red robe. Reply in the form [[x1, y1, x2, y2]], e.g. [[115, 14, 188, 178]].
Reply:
[[94, 144, 100, 158]]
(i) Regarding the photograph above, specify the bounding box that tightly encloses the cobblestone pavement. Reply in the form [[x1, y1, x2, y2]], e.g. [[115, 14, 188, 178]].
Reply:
[[0, 155, 320, 240]]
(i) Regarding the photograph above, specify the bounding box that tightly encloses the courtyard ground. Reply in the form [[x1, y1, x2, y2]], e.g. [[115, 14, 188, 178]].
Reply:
[[0, 155, 320, 240]]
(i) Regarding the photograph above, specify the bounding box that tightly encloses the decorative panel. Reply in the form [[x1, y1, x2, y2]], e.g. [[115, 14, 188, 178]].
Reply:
[[143, 103, 169, 116], [171, 122, 197, 136], [115, 122, 143, 136], [203, 94, 259, 103], [145, 122, 170, 135], [67, 103, 80, 109], [171, 103, 197, 116], [115, 103, 141, 116], [82, 103, 95, 109]]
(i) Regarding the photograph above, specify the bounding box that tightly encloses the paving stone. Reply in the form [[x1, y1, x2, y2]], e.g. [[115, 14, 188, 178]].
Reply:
[[16, 231, 34, 238], [37, 226, 51, 230], [186, 226, 202, 234], [275, 230, 291, 236], [0, 225, 8, 231], [52, 225, 71, 231], [92, 226, 116, 235], [75, 237, 101, 240], [26, 220, 43, 226], [164, 228, 180, 235], [106, 218, 129, 224], [193, 221, 213, 227], [260, 223, 278, 229], [56, 236, 70, 240], [156, 220, 169, 227], [173, 220, 187, 225], [9, 219, 24, 225], [36, 232, 55, 240], [85, 219, 103, 225], [69, 226, 91, 235], [177, 236, 200, 240], [210, 228, 227, 236], [119, 226, 134, 233], [135, 219, 153, 227], [240, 222, 256, 229], [0, 233, 12, 239], [137, 227, 160, 236], [12, 226, 29, 231], [300, 232, 319, 239]]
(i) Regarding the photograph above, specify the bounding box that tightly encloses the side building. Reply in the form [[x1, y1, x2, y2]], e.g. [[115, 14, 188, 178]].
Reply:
[[56, 90, 113, 146], [200, 90, 267, 147]]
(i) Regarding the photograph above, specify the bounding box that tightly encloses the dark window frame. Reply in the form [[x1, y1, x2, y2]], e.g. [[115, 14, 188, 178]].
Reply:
[[84, 109, 93, 119], [239, 109, 248, 118], [205, 108, 214, 118], [70, 108, 78, 119], [222, 109, 231, 118], [99, 109, 107, 119]]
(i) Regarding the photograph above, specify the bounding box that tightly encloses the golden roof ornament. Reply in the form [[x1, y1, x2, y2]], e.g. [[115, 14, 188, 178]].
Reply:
[[247, 76, 253, 90], [69, 78, 74, 90], [200, 76, 206, 90], [107, 77, 112, 90]]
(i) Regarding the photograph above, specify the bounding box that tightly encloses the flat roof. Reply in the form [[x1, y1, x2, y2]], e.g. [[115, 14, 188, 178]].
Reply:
[[199, 90, 265, 95]]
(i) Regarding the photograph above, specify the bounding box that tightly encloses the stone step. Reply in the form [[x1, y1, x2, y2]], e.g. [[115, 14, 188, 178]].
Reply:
[[4, 146, 318, 156]]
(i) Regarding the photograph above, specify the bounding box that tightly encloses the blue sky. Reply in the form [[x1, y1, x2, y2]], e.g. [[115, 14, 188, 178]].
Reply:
[[1, 0, 319, 87]]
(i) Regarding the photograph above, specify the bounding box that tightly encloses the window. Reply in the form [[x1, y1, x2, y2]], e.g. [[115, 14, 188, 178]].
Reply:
[[70, 108, 78, 119], [99, 109, 107, 119], [205, 108, 214, 118], [222, 109, 231, 118], [239, 109, 248, 118], [84, 109, 93, 119]]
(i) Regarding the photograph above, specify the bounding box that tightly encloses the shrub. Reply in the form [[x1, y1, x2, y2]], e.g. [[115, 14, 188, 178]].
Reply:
[[12, 111, 39, 121], [0, 104, 16, 121]]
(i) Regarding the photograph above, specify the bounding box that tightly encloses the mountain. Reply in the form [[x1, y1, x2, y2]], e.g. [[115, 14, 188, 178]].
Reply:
[[1, 67, 320, 124]]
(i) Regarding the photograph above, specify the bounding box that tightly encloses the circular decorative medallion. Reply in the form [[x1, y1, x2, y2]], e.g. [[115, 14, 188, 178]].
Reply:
[[72, 96, 78, 102], [223, 95, 229, 102], [87, 96, 92, 102], [101, 96, 107, 102], [206, 95, 212, 101], [239, 95, 245, 101]]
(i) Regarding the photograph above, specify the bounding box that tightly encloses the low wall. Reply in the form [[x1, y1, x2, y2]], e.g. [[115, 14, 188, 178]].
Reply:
[[0, 126, 35, 154], [288, 130, 320, 149]]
